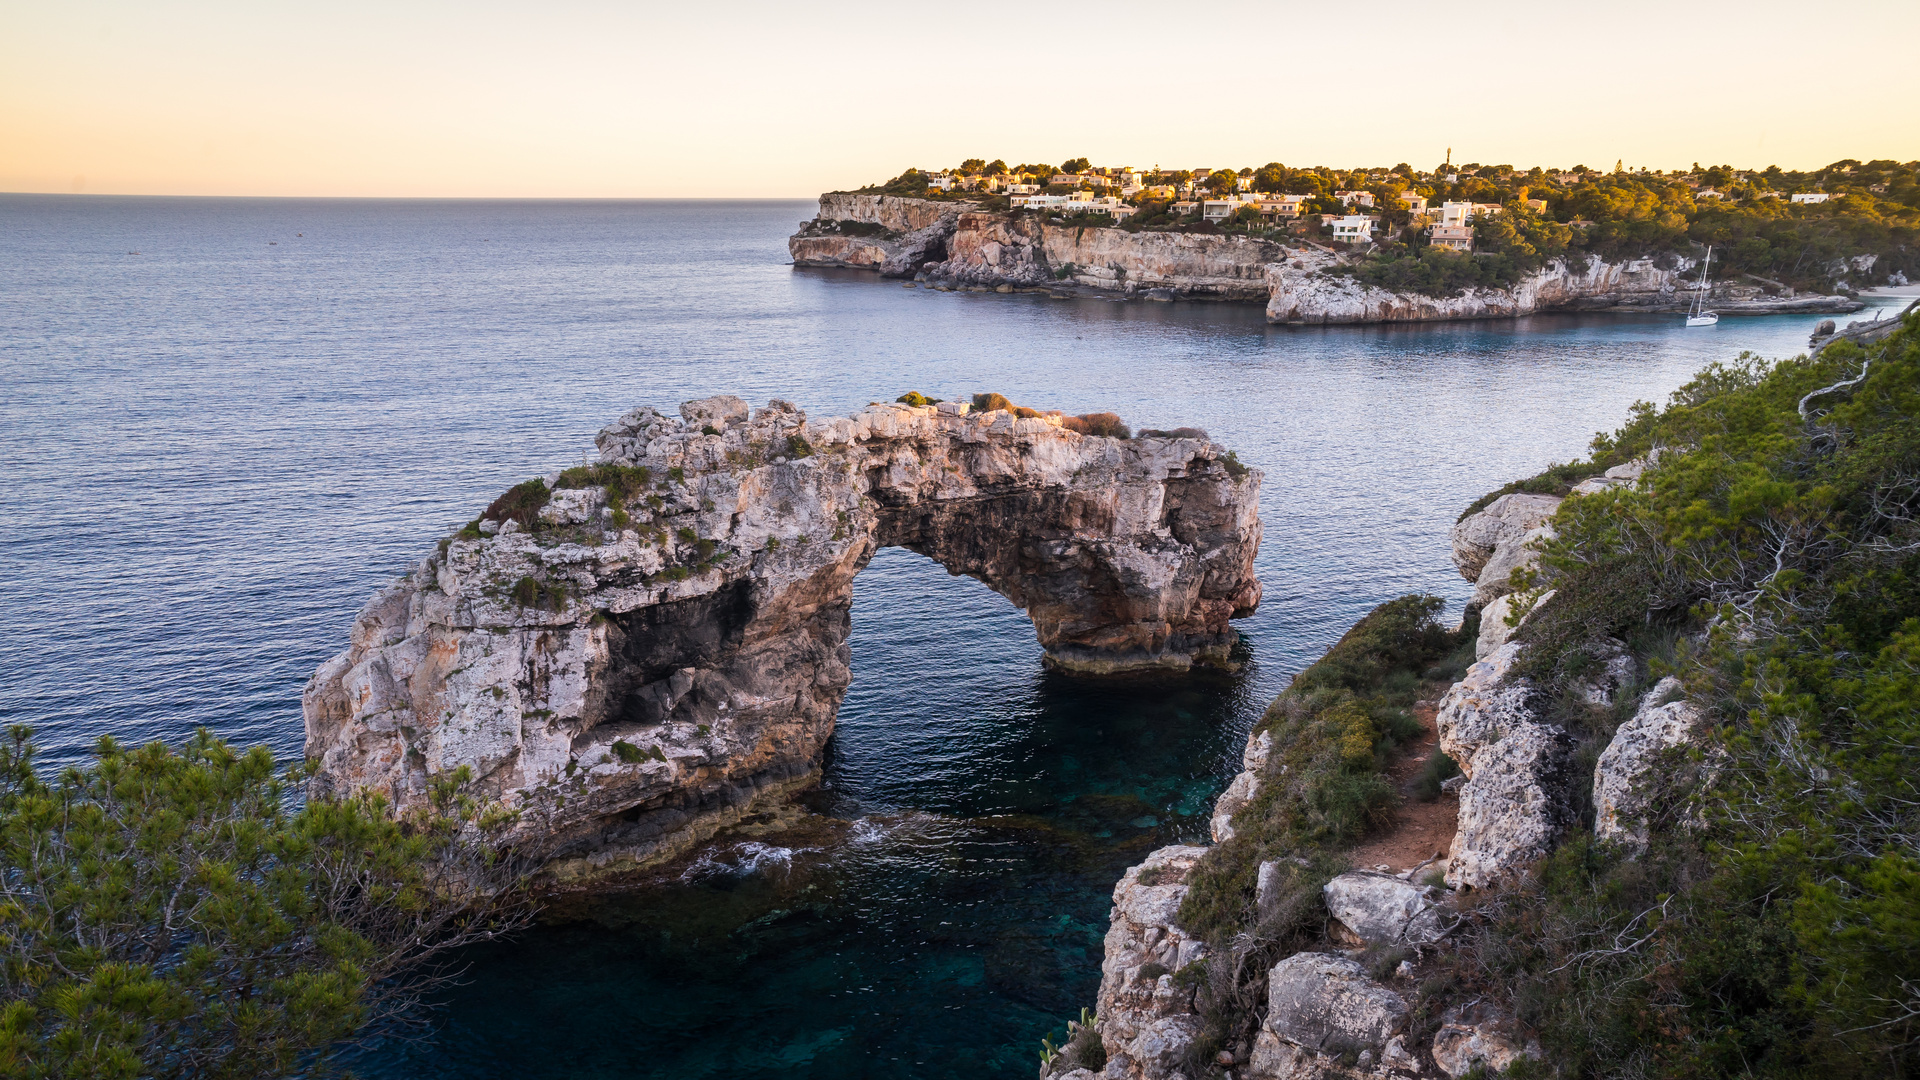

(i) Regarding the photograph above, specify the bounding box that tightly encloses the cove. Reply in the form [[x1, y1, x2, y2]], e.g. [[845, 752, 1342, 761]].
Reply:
[[351, 546, 1259, 1079], [0, 196, 1855, 1078]]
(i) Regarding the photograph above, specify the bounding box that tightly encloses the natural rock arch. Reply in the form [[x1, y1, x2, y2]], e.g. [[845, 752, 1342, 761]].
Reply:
[[304, 396, 1263, 880]]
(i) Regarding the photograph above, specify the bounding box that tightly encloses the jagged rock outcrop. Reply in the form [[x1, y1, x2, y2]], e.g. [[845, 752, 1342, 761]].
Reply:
[[1435, 643, 1573, 889], [1449, 493, 1562, 584], [1210, 730, 1271, 842], [1323, 872, 1448, 946], [1095, 845, 1211, 1080], [304, 396, 1261, 879], [788, 193, 977, 277], [1593, 677, 1705, 849], [924, 215, 1283, 300]]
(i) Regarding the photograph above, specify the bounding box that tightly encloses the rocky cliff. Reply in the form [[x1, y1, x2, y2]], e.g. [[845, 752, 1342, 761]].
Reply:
[[1046, 460, 1702, 1080], [304, 395, 1261, 882], [790, 195, 1863, 323]]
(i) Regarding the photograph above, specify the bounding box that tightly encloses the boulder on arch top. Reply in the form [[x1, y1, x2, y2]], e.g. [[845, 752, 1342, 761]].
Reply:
[[303, 395, 1262, 880]]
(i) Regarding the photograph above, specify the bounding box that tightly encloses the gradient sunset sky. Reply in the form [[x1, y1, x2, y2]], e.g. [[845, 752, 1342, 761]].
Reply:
[[4, 0, 1916, 198]]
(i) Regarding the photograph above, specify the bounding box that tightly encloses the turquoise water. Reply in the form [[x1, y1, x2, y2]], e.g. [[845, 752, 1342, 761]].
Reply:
[[0, 194, 1848, 1077]]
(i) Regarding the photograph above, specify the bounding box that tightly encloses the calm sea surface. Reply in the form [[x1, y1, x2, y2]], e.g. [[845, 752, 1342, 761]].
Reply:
[[0, 195, 1844, 1077]]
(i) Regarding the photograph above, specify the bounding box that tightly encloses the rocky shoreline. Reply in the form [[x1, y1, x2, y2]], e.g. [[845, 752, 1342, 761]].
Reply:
[[1053, 461, 1698, 1080], [789, 194, 1864, 325]]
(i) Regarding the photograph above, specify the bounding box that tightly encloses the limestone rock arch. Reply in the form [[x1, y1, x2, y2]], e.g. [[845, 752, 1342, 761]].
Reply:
[[303, 396, 1262, 880]]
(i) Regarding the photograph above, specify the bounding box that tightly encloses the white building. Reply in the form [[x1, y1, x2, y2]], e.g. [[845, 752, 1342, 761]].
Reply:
[[1335, 189, 1376, 208], [1791, 192, 1830, 204], [1439, 201, 1503, 226], [1010, 192, 1126, 216], [1429, 223, 1473, 251], [1330, 214, 1378, 243]]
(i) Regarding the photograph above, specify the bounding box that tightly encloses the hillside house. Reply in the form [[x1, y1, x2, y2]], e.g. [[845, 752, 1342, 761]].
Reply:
[[1335, 190, 1376, 208], [1330, 214, 1379, 244], [1791, 192, 1830, 204], [1428, 223, 1474, 251], [1254, 195, 1311, 219]]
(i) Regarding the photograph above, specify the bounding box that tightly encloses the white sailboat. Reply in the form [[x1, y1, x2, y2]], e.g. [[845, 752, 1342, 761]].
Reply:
[[1686, 246, 1719, 327]]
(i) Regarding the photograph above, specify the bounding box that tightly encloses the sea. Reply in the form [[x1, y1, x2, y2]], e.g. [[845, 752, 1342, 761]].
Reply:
[[0, 195, 1848, 1078]]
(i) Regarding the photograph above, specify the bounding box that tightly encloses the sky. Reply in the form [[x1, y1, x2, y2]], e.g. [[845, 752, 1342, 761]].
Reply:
[[4, 0, 1917, 198]]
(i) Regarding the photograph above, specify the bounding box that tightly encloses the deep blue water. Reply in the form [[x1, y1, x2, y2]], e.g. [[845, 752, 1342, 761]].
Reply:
[[0, 194, 1847, 1077]]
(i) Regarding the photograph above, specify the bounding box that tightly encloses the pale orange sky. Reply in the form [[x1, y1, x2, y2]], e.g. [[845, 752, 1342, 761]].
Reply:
[[4, 0, 1916, 198]]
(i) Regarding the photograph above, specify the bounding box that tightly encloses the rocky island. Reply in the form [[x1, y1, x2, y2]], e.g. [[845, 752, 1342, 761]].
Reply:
[[304, 394, 1262, 882]]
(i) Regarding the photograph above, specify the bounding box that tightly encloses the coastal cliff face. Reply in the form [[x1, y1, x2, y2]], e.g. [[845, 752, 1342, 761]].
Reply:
[[922, 213, 1285, 300], [1052, 466, 1705, 1080], [790, 195, 1863, 322], [788, 193, 976, 276], [304, 395, 1261, 880]]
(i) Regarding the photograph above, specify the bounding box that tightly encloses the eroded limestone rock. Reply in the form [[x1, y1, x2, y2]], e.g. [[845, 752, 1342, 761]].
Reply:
[[1450, 494, 1562, 583], [1473, 588, 1555, 660], [1431, 1004, 1539, 1078], [1594, 677, 1704, 850], [1096, 845, 1210, 1070], [1469, 524, 1555, 608], [1323, 871, 1447, 946], [305, 399, 1261, 879], [1264, 953, 1409, 1054], [1209, 729, 1272, 843], [1436, 643, 1573, 888]]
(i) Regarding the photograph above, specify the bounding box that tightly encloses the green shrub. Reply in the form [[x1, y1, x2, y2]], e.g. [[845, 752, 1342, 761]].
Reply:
[[1412, 749, 1459, 802], [1437, 317, 1920, 1077], [612, 740, 646, 764], [972, 392, 1014, 413], [555, 463, 653, 507], [1222, 450, 1249, 477], [786, 434, 814, 458], [895, 392, 941, 407], [1072, 412, 1130, 438], [0, 727, 532, 1077], [508, 574, 569, 611], [481, 478, 550, 529]]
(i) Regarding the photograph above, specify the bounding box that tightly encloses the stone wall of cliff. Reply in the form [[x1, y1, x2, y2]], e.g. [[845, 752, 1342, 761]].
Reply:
[[304, 394, 1261, 882], [790, 196, 1862, 323]]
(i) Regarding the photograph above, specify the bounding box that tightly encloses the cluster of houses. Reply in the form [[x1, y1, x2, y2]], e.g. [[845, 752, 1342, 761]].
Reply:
[[918, 161, 1839, 250], [998, 180, 1525, 251]]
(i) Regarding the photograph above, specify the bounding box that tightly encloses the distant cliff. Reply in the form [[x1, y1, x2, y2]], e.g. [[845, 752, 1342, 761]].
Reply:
[[789, 195, 1864, 324]]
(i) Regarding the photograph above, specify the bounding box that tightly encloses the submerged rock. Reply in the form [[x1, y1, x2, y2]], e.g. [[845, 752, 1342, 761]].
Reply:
[[304, 398, 1262, 879]]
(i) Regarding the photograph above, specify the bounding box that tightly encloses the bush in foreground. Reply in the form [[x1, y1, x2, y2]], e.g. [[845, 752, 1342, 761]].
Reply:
[[0, 727, 533, 1078]]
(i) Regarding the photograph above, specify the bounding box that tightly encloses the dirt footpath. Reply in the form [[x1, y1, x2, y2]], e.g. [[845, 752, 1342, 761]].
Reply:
[[1347, 699, 1457, 877]]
